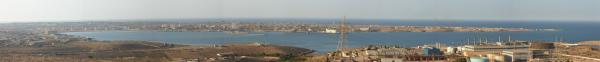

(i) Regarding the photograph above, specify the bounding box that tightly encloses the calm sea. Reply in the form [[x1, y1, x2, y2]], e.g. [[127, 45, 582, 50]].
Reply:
[[63, 21, 600, 52]]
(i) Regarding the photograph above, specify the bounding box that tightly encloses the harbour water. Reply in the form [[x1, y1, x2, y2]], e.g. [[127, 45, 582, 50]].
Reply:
[[63, 21, 600, 52]]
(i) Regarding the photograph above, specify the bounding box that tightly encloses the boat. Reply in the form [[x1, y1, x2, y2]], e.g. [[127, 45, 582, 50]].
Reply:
[[321, 29, 338, 34]]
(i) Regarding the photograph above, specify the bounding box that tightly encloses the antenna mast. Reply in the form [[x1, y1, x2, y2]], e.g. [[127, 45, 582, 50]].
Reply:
[[337, 16, 348, 51]]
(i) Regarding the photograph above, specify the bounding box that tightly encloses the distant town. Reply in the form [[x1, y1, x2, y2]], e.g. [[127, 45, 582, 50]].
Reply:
[[1, 21, 557, 33]]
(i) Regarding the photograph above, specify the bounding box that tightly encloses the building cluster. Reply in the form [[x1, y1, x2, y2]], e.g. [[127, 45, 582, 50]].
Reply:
[[327, 40, 600, 62], [327, 44, 451, 62], [0, 31, 42, 47], [0, 24, 94, 48]]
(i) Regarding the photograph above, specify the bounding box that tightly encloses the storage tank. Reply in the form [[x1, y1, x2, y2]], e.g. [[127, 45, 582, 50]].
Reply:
[[424, 48, 431, 56], [456, 46, 464, 52], [530, 42, 555, 50], [424, 47, 442, 56], [446, 47, 456, 54], [470, 57, 489, 62], [487, 54, 506, 62], [432, 48, 442, 55]]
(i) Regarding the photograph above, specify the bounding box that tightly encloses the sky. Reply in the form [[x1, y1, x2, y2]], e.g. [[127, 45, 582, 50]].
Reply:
[[0, 0, 599, 23]]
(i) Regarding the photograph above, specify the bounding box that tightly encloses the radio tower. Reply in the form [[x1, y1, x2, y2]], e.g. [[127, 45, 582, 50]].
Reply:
[[337, 16, 348, 51]]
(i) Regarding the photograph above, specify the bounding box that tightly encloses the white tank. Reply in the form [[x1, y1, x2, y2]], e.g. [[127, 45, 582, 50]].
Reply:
[[487, 54, 506, 62], [446, 47, 456, 54]]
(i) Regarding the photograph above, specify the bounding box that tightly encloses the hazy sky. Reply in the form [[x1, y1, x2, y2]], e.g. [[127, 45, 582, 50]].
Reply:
[[1, 0, 599, 23]]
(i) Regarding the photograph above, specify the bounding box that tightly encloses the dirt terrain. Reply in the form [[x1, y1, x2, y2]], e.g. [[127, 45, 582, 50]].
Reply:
[[578, 41, 600, 46], [0, 40, 313, 62]]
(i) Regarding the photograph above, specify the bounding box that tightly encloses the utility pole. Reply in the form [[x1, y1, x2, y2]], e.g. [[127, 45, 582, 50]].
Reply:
[[498, 36, 501, 42], [478, 38, 482, 45], [467, 39, 472, 45], [559, 36, 565, 42], [508, 35, 512, 42], [484, 38, 488, 44]]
